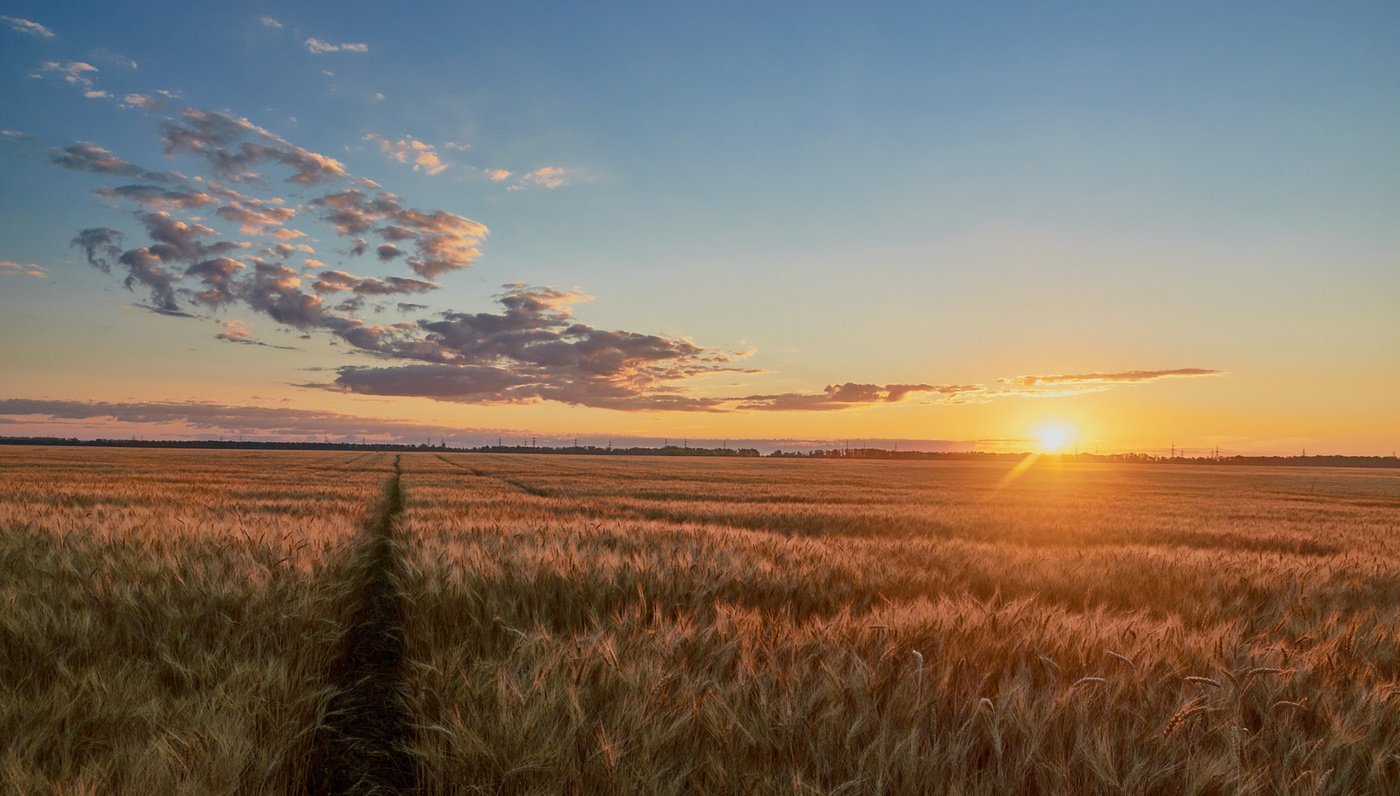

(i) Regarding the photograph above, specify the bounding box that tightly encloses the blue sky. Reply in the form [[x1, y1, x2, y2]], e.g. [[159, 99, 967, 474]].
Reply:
[[1, 2, 1397, 452]]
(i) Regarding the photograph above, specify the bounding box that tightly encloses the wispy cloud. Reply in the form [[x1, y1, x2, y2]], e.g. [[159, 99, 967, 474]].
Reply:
[[31, 61, 106, 98], [50, 142, 171, 181], [508, 166, 571, 191], [215, 319, 295, 349], [0, 398, 505, 442], [365, 134, 448, 176], [736, 383, 980, 411], [733, 368, 1226, 411], [1, 15, 54, 38], [258, 16, 283, 29], [0, 260, 47, 279], [1000, 368, 1225, 387], [89, 48, 138, 70], [305, 37, 368, 54]]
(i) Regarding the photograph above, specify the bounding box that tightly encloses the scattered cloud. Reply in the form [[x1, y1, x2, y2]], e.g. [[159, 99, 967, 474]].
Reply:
[[309, 188, 486, 277], [365, 134, 448, 176], [305, 38, 368, 54], [311, 269, 436, 296], [32, 61, 101, 95], [95, 184, 214, 208], [733, 369, 1227, 411], [37, 96, 1224, 415], [514, 166, 570, 190], [161, 108, 347, 184], [999, 368, 1226, 387], [1, 15, 54, 38], [0, 398, 504, 442], [50, 142, 170, 181], [89, 48, 138, 70], [215, 319, 295, 349], [0, 260, 47, 279], [736, 383, 980, 411], [122, 93, 159, 109], [258, 16, 283, 29]]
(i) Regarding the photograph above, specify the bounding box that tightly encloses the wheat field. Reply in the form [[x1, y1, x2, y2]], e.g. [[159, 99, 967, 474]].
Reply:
[[2, 446, 1397, 793]]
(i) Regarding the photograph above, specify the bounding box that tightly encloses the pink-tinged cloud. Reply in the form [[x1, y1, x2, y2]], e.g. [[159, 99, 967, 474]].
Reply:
[[365, 134, 448, 176], [1001, 368, 1226, 386], [0, 260, 47, 279], [309, 188, 487, 277], [736, 383, 981, 411], [507, 166, 570, 191], [0, 398, 536, 443], [161, 108, 347, 185], [1, 15, 55, 38]]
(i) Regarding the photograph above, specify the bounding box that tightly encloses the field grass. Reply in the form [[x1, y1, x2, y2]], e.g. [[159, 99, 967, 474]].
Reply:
[[3, 446, 1398, 793]]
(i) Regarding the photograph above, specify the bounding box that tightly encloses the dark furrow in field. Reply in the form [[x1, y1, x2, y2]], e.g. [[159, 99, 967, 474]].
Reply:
[[306, 457, 417, 795], [435, 453, 553, 497]]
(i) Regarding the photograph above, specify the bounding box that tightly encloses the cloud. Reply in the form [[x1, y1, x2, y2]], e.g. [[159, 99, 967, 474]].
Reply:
[[213, 195, 297, 234], [0, 398, 510, 442], [161, 108, 347, 184], [309, 188, 487, 278], [115, 246, 180, 312], [305, 38, 368, 54], [736, 383, 980, 411], [185, 257, 246, 306], [508, 166, 570, 191], [376, 243, 402, 261], [94, 184, 214, 208], [122, 93, 159, 109], [311, 270, 435, 296], [365, 134, 448, 176], [258, 16, 283, 29], [1, 15, 54, 38], [0, 260, 47, 279], [485, 168, 512, 182], [89, 48, 138, 70], [999, 368, 1226, 387], [50, 142, 166, 180], [32, 61, 101, 95], [71, 227, 125, 273], [215, 319, 295, 349], [314, 284, 741, 410], [733, 369, 1227, 411]]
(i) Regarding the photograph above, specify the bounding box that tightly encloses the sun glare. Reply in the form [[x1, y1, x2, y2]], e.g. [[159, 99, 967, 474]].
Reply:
[[1036, 424, 1073, 453]]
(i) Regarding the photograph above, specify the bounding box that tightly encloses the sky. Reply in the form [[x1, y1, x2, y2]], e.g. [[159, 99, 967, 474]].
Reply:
[[1, 1, 1397, 454]]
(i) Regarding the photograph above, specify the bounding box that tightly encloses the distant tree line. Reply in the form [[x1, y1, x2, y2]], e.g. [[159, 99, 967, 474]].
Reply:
[[0, 436, 1395, 468]]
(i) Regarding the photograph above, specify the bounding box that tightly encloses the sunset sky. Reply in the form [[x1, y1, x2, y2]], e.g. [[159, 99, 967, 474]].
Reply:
[[1, 2, 1397, 454]]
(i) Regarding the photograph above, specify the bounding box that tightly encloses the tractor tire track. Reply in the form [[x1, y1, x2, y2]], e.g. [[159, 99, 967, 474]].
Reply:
[[306, 456, 417, 795]]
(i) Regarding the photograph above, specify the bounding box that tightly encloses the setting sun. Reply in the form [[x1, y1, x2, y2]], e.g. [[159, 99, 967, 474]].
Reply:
[[1036, 424, 1073, 453]]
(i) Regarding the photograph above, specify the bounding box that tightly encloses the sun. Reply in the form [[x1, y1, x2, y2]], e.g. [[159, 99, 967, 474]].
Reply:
[[1035, 424, 1073, 453]]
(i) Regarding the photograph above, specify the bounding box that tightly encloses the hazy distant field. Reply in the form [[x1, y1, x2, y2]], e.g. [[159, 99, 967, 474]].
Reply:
[[2, 447, 1397, 793]]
